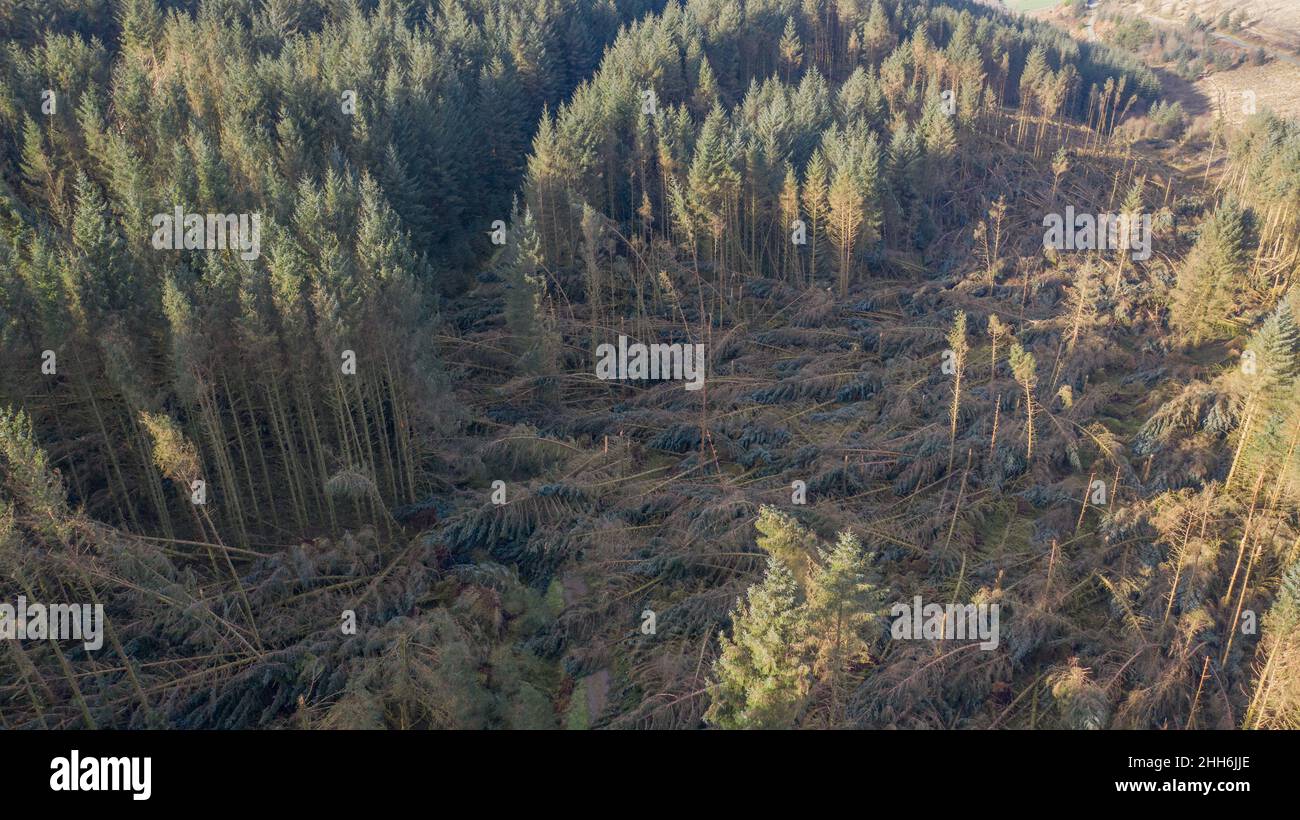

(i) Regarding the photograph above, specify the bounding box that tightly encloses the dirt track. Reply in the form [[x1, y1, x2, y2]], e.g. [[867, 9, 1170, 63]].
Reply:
[[561, 571, 611, 726]]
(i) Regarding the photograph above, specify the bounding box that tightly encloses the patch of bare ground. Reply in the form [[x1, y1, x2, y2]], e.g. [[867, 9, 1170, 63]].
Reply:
[[1195, 59, 1300, 124], [585, 669, 611, 722]]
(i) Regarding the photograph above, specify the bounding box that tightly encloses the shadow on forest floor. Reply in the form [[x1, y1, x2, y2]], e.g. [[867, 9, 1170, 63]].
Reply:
[[1151, 64, 1211, 118]]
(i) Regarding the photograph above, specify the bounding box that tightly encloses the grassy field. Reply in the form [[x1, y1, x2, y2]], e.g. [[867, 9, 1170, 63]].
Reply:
[[1006, 0, 1063, 12]]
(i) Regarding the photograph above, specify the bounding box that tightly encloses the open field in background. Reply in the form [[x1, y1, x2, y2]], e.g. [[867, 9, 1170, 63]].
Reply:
[[1026, 0, 1300, 124], [1006, 0, 1065, 13], [1114, 0, 1300, 123], [1197, 58, 1300, 124], [1119, 0, 1300, 55]]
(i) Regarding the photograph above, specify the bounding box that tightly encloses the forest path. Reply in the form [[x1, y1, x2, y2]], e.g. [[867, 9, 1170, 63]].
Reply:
[[561, 571, 611, 726], [562, 571, 588, 604]]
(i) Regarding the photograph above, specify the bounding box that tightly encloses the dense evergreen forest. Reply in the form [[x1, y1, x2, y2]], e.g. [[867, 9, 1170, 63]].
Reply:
[[0, 0, 1298, 729]]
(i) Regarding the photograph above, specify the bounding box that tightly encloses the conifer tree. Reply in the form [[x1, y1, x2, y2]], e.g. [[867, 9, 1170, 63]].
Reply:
[[947, 310, 969, 471], [1010, 340, 1038, 461], [988, 314, 1006, 377], [754, 505, 820, 588], [919, 94, 957, 174], [501, 206, 557, 377], [1171, 200, 1249, 344], [808, 531, 881, 726], [687, 106, 739, 267], [1050, 146, 1069, 201], [862, 0, 894, 64], [1248, 559, 1300, 728], [1018, 46, 1049, 144], [0, 407, 66, 528], [692, 58, 721, 118], [706, 556, 811, 729], [800, 149, 830, 281], [19, 116, 60, 219], [779, 163, 802, 282], [827, 162, 863, 297], [116, 0, 163, 58], [779, 17, 803, 82], [1112, 176, 1146, 291], [1234, 301, 1300, 490]]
